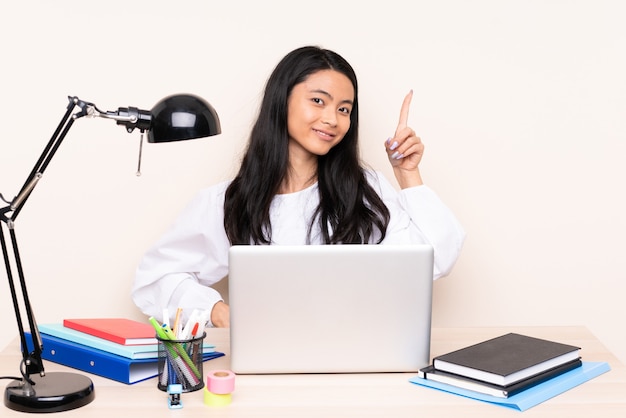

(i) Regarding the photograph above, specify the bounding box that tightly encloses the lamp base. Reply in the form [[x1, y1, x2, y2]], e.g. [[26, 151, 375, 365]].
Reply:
[[4, 372, 95, 413]]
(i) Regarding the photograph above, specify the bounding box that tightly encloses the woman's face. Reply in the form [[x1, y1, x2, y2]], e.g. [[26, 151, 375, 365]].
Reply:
[[286, 69, 354, 160]]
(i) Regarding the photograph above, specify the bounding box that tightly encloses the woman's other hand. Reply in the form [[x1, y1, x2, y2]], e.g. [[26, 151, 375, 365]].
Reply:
[[211, 301, 230, 328], [385, 90, 424, 188]]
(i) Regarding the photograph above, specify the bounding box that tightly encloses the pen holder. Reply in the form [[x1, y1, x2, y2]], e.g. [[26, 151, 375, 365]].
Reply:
[[157, 332, 206, 392]]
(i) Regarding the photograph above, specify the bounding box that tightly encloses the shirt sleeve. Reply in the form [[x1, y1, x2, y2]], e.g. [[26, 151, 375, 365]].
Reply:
[[131, 183, 231, 326], [371, 171, 466, 279]]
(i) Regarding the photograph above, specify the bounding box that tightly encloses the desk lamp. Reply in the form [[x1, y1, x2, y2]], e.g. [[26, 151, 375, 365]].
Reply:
[[1, 94, 221, 413]]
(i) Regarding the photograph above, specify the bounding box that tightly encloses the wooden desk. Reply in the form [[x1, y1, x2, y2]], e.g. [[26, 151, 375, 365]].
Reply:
[[2, 326, 625, 417]]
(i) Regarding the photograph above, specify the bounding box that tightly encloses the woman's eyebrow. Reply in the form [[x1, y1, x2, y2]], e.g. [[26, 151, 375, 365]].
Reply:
[[311, 88, 354, 106]]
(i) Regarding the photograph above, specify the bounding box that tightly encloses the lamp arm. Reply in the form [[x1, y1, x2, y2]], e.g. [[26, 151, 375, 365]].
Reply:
[[0, 226, 44, 381], [8, 98, 77, 220], [7, 97, 152, 221], [0, 95, 150, 382], [98, 107, 152, 133], [0, 97, 85, 381], [77, 98, 152, 134]]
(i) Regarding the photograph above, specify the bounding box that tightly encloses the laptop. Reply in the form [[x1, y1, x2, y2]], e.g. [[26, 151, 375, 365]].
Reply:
[[228, 244, 434, 374]]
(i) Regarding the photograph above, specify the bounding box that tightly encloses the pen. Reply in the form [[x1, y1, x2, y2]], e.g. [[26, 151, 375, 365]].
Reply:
[[194, 309, 210, 336], [173, 307, 183, 338], [162, 309, 170, 328], [161, 324, 177, 340], [180, 309, 200, 340], [149, 317, 169, 340]]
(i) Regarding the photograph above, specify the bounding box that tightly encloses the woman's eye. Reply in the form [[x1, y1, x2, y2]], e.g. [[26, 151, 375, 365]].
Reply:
[[312, 97, 323, 105], [339, 107, 351, 115]]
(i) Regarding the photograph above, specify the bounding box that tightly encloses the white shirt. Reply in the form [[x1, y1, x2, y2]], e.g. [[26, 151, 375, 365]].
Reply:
[[132, 171, 465, 325]]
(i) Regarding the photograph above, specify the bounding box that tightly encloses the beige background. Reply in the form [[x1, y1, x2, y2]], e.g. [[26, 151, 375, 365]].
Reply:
[[1, 1, 624, 365]]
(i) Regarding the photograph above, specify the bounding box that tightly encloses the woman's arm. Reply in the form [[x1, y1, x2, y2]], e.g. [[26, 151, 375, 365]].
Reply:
[[131, 183, 231, 326], [379, 91, 465, 278], [371, 172, 465, 279]]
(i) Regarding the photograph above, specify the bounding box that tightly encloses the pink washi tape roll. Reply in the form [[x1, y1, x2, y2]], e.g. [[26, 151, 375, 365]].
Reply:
[[206, 370, 236, 395]]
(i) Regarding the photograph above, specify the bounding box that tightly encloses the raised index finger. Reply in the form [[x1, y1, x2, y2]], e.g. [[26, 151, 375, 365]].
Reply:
[[397, 89, 413, 132]]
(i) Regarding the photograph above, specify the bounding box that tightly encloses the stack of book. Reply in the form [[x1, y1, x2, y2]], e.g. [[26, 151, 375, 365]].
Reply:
[[25, 318, 223, 384], [411, 333, 611, 411]]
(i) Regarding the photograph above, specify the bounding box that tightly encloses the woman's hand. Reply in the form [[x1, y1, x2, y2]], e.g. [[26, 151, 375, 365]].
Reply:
[[210, 301, 230, 328], [385, 90, 424, 189]]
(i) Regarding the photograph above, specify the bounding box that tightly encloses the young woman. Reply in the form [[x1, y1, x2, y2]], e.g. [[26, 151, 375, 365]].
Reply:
[[132, 46, 465, 328]]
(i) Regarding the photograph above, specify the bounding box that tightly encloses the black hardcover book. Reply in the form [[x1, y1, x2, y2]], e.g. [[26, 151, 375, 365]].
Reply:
[[419, 358, 582, 398], [432, 333, 581, 386]]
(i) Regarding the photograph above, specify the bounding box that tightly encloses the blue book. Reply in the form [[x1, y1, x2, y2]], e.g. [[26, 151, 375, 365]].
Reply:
[[25, 332, 224, 384], [409, 361, 611, 411], [37, 323, 215, 360]]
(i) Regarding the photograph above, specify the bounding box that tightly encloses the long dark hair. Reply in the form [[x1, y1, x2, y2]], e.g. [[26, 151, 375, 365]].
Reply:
[[224, 46, 390, 244]]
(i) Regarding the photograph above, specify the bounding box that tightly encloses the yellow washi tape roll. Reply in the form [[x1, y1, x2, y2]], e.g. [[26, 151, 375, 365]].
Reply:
[[203, 388, 232, 406]]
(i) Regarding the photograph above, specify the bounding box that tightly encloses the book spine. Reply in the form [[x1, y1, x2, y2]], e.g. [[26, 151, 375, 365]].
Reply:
[[38, 326, 137, 359], [63, 320, 126, 345]]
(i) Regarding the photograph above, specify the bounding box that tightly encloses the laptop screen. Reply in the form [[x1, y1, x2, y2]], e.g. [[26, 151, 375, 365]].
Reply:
[[228, 244, 434, 374]]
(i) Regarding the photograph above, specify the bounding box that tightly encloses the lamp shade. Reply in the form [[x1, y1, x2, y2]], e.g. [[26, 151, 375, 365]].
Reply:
[[148, 94, 221, 143]]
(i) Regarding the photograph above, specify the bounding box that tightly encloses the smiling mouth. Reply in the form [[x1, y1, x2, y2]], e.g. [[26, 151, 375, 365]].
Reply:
[[313, 128, 335, 140]]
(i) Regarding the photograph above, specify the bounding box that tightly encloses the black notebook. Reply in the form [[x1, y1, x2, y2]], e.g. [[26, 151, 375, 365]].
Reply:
[[432, 333, 581, 386], [419, 358, 582, 398]]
